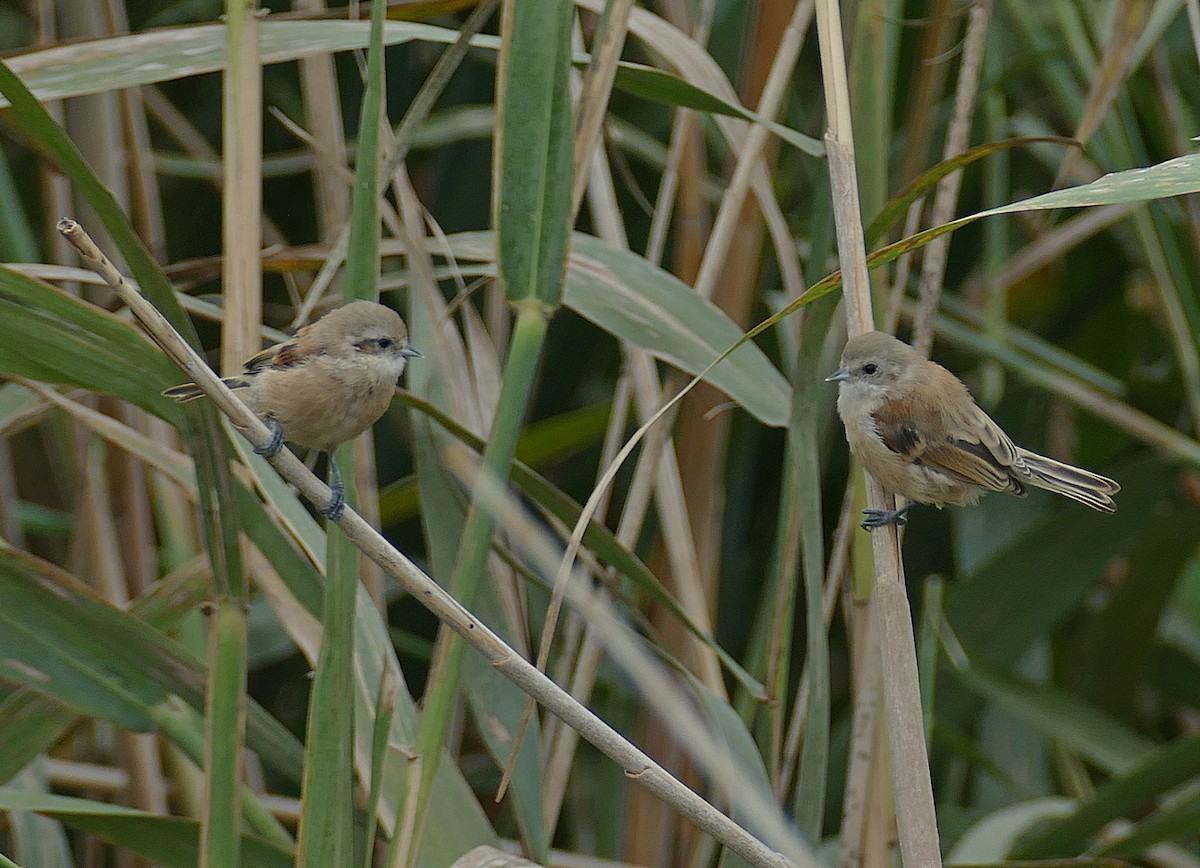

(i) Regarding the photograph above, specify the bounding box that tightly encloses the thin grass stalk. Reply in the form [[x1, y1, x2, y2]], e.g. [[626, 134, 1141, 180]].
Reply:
[[442, 445, 817, 868], [910, 0, 992, 357], [539, 97, 701, 825], [539, 353, 714, 829], [979, 51, 1010, 410], [81, 433, 171, 822], [917, 579, 944, 748], [291, 0, 499, 328], [894, 0, 957, 190], [289, 1, 381, 610], [220, 0, 262, 372], [589, 118, 748, 710], [59, 217, 791, 868], [148, 698, 293, 847], [690, 0, 814, 302], [814, 0, 942, 863], [848, 0, 901, 233], [531, 98, 752, 828], [1054, 0, 1150, 188], [644, 109, 696, 266], [882, 200, 923, 334], [779, 487, 854, 800], [31, 0, 73, 277], [141, 87, 288, 247], [111, 407, 159, 594], [640, 0, 717, 268], [7, 760, 72, 866], [100, 0, 165, 261], [413, 0, 574, 838], [295, 1, 385, 862], [78, 430, 171, 831], [411, 303, 548, 835], [959, 202, 1138, 307], [1188, 0, 1200, 62], [201, 600, 249, 867], [762, 364, 807, 770], [296, 523, 359, 863], [294, 0, 350, 240], [787, 308, 833, 839], [1150, 44, 1200, 275], [1130, 205, 1200, 435], [674, 3, 817, 747], [570, 0, 634, 216], [55, 0, 127, 274], [0, 439, 22, 546], [194, 4, 261, 865], [836, 603, 882, 868], [600, 4, 810, 302], [498, 17, 653, 805], [1007, 0, 1200, 434], [769, 182, 840, 792]]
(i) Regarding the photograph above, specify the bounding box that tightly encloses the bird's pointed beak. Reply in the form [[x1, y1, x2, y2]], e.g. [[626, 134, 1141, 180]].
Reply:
[[401, 345, 423, 360], [825, 367, 850, 383]]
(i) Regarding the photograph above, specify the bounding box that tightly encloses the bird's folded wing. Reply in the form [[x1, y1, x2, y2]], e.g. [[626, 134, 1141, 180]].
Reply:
[[875, 397, 1024, 493], [920, 438, 1023, 493]]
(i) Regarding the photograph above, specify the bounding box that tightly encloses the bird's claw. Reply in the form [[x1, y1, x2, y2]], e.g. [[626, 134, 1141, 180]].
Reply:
[[861, 506, 909, 530], [321, 482, 345, 521], [320, 454, 346, 520], [254, 418, 284, 457]]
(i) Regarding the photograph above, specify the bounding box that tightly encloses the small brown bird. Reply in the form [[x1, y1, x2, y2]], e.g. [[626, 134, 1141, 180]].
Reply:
[[164, 300, 421, 519], [827, 331, 1119, 529]]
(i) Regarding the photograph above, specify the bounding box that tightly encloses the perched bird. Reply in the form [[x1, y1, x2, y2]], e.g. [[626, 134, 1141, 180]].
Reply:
[[827, 330, 1119, 530], [164, 300, 421, 519]]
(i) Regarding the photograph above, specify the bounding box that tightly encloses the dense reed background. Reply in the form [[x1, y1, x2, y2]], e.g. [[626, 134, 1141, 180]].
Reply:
[[0, 1, 1199, 866]]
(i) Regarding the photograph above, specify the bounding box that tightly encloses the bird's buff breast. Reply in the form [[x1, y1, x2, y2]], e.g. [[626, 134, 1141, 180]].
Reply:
[[838, 394, 979, 508], [245, 359, 396, 452]]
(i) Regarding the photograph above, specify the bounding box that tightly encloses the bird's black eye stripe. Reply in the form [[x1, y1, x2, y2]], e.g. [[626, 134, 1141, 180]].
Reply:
[[353, 337, 395, 351], [863, 363, 878, 375]]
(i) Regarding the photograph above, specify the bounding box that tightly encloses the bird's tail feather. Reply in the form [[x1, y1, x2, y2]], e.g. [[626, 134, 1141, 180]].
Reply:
[[162, 377, 248, 403], [1018, 449, 1119, 513]]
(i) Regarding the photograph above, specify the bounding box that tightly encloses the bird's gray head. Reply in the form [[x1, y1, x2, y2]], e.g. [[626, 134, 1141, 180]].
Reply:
[[825, 330, 919, 404]]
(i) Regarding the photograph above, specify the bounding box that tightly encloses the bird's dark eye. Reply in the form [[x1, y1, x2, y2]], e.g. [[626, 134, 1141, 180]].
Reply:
[[377, 337, 393, 349], [863, 363, 878, 375]]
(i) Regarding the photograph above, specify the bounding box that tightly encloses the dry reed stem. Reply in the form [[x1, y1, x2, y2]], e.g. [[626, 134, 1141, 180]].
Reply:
[[220, 3, 263, 371], [570, 0, 635, 216], [514, 36, 729, 815], [691, 0, 814, 302], [294, 0, 350, 240], [814, 0, 943, 864], [910, 0, 991, 358], [57, 217, 793, 868], [441, 443, 818, 867]]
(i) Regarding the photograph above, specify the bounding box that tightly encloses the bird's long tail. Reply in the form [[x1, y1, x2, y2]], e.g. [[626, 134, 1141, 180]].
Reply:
[[162, 377, 249, 403], [1017, 449, 1120, 513]]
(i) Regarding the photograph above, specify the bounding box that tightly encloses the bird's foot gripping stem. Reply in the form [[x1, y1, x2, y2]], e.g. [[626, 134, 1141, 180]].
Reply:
[[254, 417, 285, 458], [321, 454, 346, 521], [861, 504, 911, 530]]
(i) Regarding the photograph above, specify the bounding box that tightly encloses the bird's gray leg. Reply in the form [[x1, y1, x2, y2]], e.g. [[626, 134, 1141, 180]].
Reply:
[[322, 453, 346, 521], [254, 417, 285, 457], [861, 503, 912, 530]]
